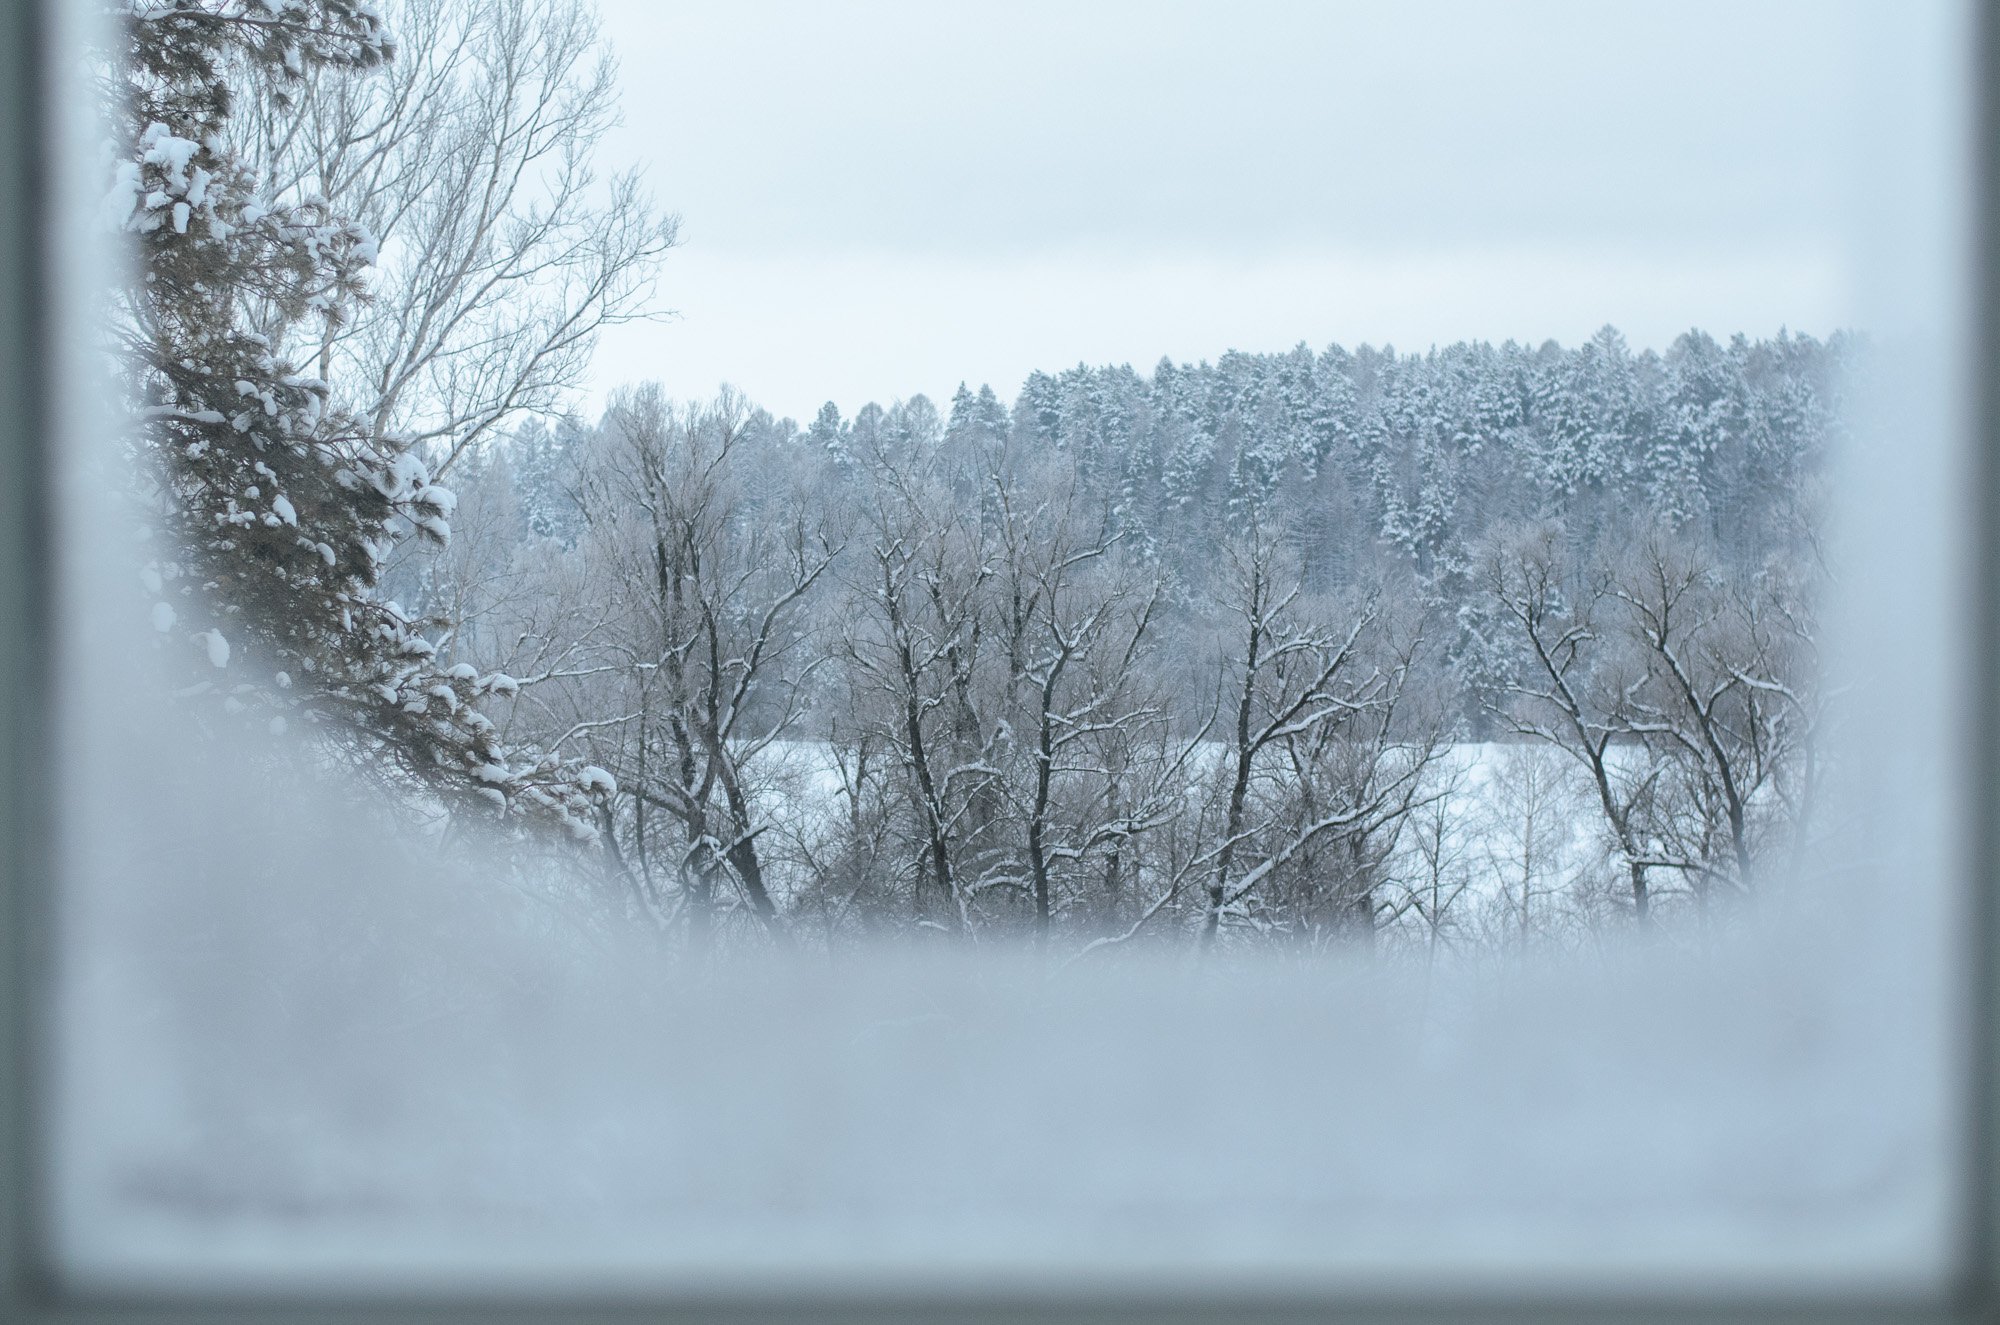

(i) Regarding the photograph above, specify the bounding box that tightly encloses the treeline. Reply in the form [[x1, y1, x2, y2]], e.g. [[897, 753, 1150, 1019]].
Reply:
[[395, 329, 1833, 953], [492, 326, 1839, 730], [519, 327, 1842, 607]]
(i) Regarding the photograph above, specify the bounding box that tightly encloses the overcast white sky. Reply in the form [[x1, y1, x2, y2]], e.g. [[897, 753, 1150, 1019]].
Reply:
[[581, 0, 1871, 424]]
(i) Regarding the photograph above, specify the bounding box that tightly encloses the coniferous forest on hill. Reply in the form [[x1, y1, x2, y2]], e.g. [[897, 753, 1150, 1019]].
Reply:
[[513, 326, 1839, 629]]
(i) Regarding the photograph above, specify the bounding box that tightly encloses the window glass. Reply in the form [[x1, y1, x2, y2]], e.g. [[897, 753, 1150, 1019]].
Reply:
[[45, 0, 1975, 1305]]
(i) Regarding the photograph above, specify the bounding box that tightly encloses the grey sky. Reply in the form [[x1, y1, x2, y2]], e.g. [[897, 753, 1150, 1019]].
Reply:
[[583, 0, 1870, 424]]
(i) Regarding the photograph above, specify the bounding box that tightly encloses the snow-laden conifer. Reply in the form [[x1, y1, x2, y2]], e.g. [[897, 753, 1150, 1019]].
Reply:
[[105, 0, 608, 839]]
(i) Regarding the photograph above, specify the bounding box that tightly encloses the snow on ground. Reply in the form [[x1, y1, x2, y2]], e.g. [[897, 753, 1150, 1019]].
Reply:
[[750, 737, 1620, 939]]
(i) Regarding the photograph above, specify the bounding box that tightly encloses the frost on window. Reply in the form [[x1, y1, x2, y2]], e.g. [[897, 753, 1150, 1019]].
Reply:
[[47, 0, 1972, 1304]]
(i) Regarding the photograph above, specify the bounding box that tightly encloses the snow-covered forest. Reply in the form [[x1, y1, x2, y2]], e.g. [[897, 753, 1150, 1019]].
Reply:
[[107, 0, 1838, 960]]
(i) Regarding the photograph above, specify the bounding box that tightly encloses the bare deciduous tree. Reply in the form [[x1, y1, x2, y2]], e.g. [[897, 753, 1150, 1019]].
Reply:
[[1197, 520, 1443, 949], [236, 0, 678, 474], [1609, 532, 1823, 907], [1484, 520, 1824, 922], [1482, 521, 1661, 919], [512, 388, 834, 945]]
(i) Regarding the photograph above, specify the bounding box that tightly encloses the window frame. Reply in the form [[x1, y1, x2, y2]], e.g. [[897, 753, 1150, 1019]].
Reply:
[[2, 1, 1996, 1320]]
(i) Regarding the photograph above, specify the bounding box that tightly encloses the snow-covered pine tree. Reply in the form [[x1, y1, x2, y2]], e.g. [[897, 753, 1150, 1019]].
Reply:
[[512, 412, 588, 546], [1013, 370, 1063, 448], [943, 382, 1010, 466], [806, 400, 851, 471], [105, 0, 609, 840]]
